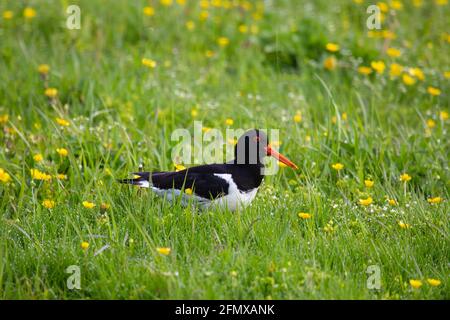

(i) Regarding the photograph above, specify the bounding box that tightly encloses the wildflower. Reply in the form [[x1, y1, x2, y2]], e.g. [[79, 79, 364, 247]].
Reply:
[[389, 63, 403, 77], [402, 74, 416, 86], [42, 199, 55, 209], [199, 10, 209, 20], [377, 2, 389, 12], [298, 212, 312, 219], [45, 88, 58, 98], [56, 148, 68, 157], [185, 188, 193, 195], [23, 7, 36, 19], [33, 153, 43, 162], [409, 67, 425, 81], [190, 108, 198, 117], [230, 270, 238, 277], [0, 168, 12, 183], [444, 71, 450, 79], [100, 203, 110, 210], [81, 241, 90, 250], [143, 6, 155, 16], [186, 20, 195, 31], [331, 163, 344, 171], [413, 0, 423, 6], [435, 0, 448, 5], [323, 56, 337, 70], [400, 173, 411, 182], [427, 86, 441, 96], [225, 118, 234, 126], [440, 111, 449, 121], [388, 199, 397, 206], [364, 180, 374, 188], [38, 64, 50, 74], [174, 164, 186, 171], [3, 10, 13, 19], [82, 201, 96, 209], [409, 279, 422, 289], [390, 1, 403, 10], [142, 58, 157, 68], [156, 247, 171, 255], [238, 24, 248, 33], [0, 114, 8, 124], [293, 112, 302, 123], [250, 25, 259, 35], [359, 197, 373, 206], [217, 37, 230, 47], [358, 66, 372, 75], [426, 119, 436, 128], [427, 278, 441, 286], [160, 0, 173, 6], [427, 197, 443, 204], [56, 173, 67, 180], [325, 43, 340, 52], [398, 221, 411, 229], [371, 61, 385, 74], [228, 138, 238, 145], [387, 47, 401, 57], [205, 50, 215, 58], [55, 117, 70, 126], [30, 169, 52, 181]]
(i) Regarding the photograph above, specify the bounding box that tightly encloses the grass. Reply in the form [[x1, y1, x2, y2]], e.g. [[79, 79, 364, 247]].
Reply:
[[0, 0, 449, 299]]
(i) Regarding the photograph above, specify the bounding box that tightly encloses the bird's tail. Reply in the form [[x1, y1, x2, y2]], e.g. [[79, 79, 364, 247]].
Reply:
[[117, 172, 151, 188]]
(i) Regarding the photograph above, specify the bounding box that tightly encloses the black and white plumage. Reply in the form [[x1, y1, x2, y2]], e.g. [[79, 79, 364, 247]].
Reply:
[[119, 129, 298, 211]]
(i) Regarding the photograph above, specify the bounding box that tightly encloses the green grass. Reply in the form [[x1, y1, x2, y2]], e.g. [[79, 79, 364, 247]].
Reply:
[[0, 0, 449, 299]]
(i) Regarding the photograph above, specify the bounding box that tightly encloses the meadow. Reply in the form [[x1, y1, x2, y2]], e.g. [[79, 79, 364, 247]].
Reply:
[[0, 0, 449, 299]]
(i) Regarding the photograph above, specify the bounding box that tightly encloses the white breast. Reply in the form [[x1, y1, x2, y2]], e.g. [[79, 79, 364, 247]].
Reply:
[[209, 174, 258, 211]]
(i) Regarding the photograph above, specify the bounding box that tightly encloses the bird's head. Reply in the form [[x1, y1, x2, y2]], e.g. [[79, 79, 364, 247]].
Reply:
[[234, 129, 298, 169]]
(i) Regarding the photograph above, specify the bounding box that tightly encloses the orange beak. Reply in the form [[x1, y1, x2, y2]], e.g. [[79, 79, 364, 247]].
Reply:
[[265, 146, 298, 170]]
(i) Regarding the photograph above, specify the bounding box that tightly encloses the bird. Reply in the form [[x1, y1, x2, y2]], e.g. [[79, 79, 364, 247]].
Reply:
[[119, 129, 298, 211]]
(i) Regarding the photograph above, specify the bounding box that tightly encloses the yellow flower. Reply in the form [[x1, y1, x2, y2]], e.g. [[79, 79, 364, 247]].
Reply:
[[81, 241, 90, 250], [413, 0, 423, 6], [143, 6, 155, 16], [358, 66, 372, 75], [3, 10, 13, 19], [298, 212, 312, 219], [185, 188, 193, 195], [440, 111, 449, 121], [331, 163, 344, 171], [359, 197, 373, 206], [56, 173, 67, 180], [444, 71, 450, 79], [398, 221, 411, 229], [371, 61, 385, 74], [23, 7, 36, 19], [56, 148, 69, 157], [389, 63, 403, 77], [400, 173, 411, 182], [191, 108, 198, 117], [377, 2, 389, 12], [230, 270, 238, 277], [427, 197, 443, 204], [55, 117, 70, 127], [174, 164, 186, 171], [42, 199, 55, 209], [101, 203, 110, 210], [156, 247, 171, 255], [409, 279, 422, 289], [409, 67, 425, 81], [238, 24, 248, 33], [38, 64, 50, 74], [225, 118, 234, 126], [30, 169, 52, 181], [402, 74, 416, 86], [0, 168, 12, 183], [33, 153, 43, 162], [388, 199, 397, 206], [293, 112, 302, 123], [426, 119, 436, 128], [205, 50, 215, 58], [427, 278, 441, 286], [82, 201, 96, 209], [199, 10, 209, 20], [160, 0, 173, 6], [0, 114, 8, 124], [435, 0, 448, 5], [387, 47, 401, 57], [324, 56, 337, 70], [364, 180, 374, 188], [325, 43, 340, 52], [382, 30, 396, 39], [45, 88, 58, 98], [186, 20, 195, 31], [142, 58, 157, 68], [427, 86, 441, 96], [217, 37, 230, 47], [390, 0, 403, 10], [177, 0, 187, 5]]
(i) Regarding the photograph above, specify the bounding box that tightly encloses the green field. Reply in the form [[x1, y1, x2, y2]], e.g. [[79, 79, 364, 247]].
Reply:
[[0, 0, 449, 299]]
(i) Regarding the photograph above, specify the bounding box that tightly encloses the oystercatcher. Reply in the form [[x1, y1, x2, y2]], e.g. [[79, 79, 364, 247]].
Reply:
[[119, 129, 298, 211]]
